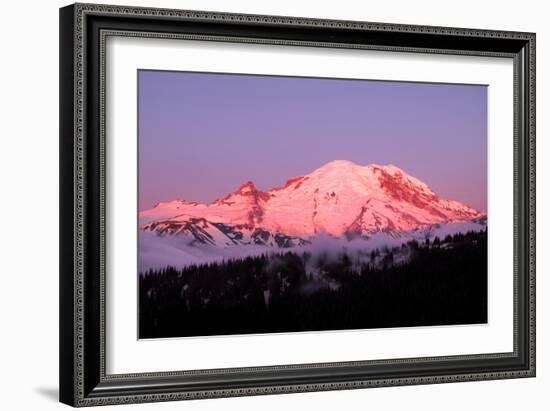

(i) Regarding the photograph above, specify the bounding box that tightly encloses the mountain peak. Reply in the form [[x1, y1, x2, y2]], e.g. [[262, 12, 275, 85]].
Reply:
[[368, 163, 406, 175], [315, 160, 409, 177], [317, 159, 361, 171], [141, 159, 482, 237], [225, 180, 270, 204], [237, 181, 256, 193]]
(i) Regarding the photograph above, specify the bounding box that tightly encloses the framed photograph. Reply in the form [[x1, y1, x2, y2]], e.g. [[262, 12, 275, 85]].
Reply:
[[59, 3, 536, 407]]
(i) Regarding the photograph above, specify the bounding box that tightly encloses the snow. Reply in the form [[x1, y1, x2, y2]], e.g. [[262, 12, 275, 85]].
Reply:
[[139, 230, 274, 271], [139, 218, 486, 271], [139, 160, 485, 264]]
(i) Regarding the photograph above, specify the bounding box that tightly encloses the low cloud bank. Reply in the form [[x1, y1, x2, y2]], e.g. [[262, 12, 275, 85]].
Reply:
[[139, 219, 486, 273]]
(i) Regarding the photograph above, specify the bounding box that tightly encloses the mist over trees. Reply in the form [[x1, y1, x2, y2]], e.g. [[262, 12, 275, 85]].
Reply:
[[139, 230, 487, 338]]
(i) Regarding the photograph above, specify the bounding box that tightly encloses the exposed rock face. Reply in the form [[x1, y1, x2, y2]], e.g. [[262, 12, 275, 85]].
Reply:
[[141, 160, 483, 246]]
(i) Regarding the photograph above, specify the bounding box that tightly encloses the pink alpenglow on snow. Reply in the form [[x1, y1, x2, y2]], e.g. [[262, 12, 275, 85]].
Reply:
[[140, 160, 483, 241]]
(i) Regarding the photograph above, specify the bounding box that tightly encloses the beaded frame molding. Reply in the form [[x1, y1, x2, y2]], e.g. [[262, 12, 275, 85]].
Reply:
[[59, 3, 536, 407]]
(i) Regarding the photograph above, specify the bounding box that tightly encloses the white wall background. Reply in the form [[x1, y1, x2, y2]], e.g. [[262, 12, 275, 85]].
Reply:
[[0, 0, 546, 409]]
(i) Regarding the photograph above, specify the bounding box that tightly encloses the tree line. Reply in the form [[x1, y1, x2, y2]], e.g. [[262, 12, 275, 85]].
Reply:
[[139, 229, 487, 338]]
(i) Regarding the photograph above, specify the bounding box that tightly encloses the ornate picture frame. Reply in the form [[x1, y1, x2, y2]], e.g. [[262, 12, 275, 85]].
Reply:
[[59, 3, 535, 407]]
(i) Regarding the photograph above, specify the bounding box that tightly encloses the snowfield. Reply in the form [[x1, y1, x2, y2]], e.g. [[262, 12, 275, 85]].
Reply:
[[139, 161, 486, 271], [139, 217, 486, 271]]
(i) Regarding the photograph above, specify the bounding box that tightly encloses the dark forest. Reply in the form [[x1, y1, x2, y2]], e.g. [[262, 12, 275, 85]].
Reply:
[[139, 230, 487, 338]]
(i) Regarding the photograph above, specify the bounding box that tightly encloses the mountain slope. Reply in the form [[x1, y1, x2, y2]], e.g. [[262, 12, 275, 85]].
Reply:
[[140, 160, 483, 242]]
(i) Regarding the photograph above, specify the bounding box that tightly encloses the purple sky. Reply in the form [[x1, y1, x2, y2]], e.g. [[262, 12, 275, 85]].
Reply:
[[138, 70, 487, 212]]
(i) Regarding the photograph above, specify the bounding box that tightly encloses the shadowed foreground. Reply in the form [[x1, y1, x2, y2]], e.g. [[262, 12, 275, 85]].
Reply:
[[139, 230, 487, 339]]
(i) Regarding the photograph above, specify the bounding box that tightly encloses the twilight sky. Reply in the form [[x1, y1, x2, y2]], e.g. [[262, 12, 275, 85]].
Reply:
[[138, 70, 487, 212]]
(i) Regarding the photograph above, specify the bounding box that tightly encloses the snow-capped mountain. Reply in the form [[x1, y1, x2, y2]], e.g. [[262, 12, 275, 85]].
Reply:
[[141, 160, 483, 246], [143, 218, 309, 249]]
